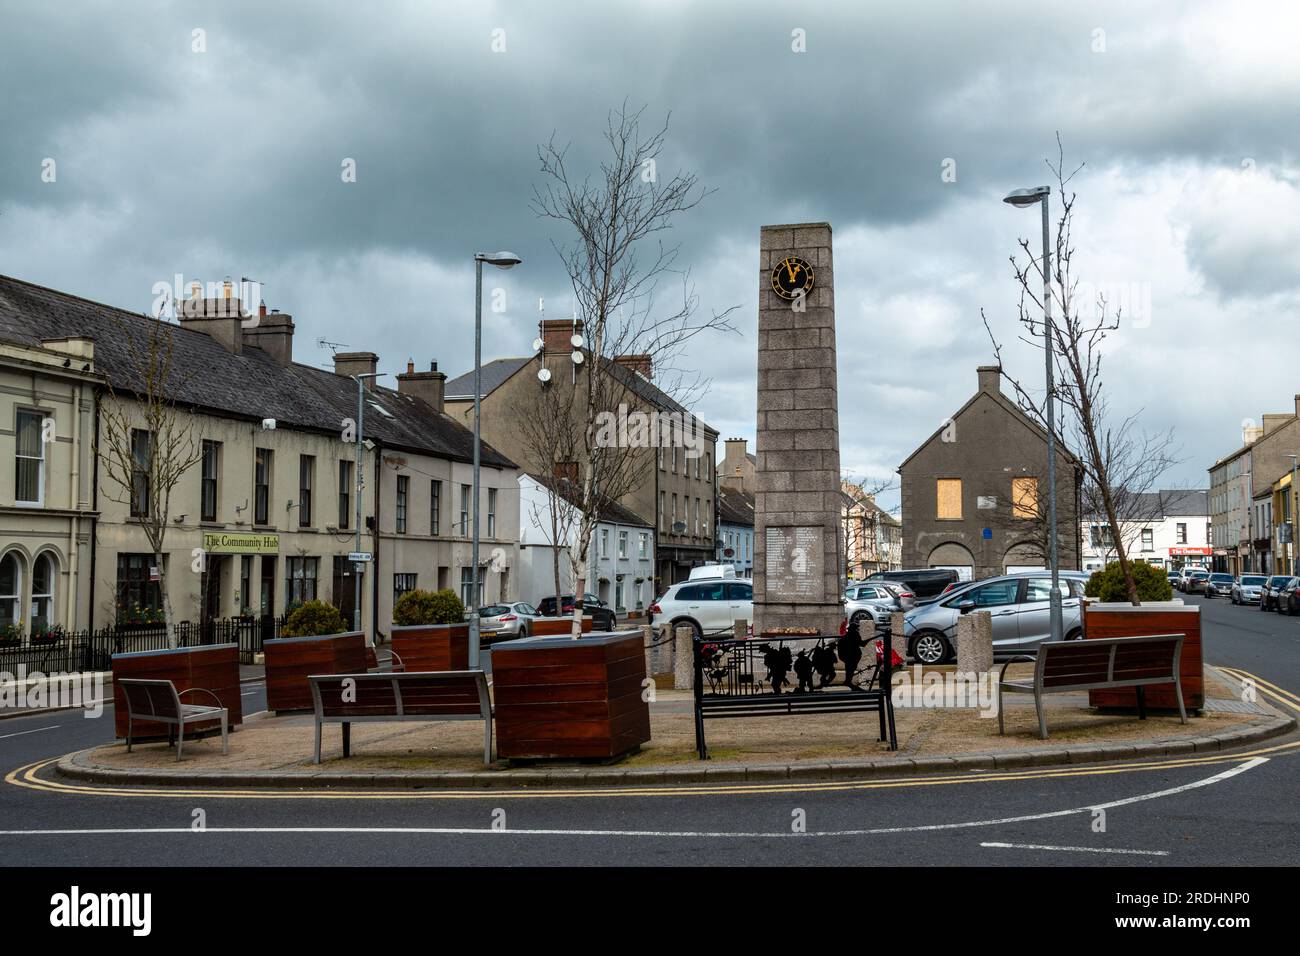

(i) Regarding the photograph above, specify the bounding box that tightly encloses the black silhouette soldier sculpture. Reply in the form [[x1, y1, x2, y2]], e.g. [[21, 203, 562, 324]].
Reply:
[[837, 627, 867, 691], [761, 643, 794, 694], [793, 649, 815, 694], [811, 640, 838, 688]]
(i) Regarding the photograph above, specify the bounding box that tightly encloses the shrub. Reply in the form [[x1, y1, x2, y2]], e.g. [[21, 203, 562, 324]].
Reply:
[[1084, 561, 1173, 603], [393, 588, 466, 626], [281, 600, 347, 637]]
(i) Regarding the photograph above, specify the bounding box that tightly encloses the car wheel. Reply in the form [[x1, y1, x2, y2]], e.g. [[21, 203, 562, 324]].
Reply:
[[850, 611, 874, 634], [1065, 627, 1083, 641], [674, 618, 703, 642], [910, 631, 950, 665]]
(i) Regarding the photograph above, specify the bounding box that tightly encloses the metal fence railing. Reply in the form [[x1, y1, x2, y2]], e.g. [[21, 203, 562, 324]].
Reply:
[[0, 616, 285, 674]]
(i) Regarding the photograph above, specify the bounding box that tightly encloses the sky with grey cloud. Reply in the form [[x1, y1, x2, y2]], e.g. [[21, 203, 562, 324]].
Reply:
[[3, 0, 1298, 511]]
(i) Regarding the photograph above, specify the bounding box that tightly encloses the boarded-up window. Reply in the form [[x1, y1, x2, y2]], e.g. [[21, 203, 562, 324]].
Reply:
[[1012, 477, 1039, 518], [936, 479, 962, 520]]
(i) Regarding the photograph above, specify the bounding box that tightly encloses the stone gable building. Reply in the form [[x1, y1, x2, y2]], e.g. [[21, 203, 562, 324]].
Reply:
[[898, 365, 1082, 581]]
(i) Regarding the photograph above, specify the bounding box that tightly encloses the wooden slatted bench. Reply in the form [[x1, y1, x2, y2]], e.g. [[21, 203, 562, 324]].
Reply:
[[308, 670, 493, 765], [119, 678, 230, 761], [997, 633, 1188, 739]]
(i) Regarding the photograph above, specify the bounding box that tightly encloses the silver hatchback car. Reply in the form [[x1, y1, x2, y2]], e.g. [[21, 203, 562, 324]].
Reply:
[[901, 571, 1091, 664]]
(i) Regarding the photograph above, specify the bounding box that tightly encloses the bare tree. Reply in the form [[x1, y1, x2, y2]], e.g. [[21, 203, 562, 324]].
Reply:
[[985, 474, 1080, 567], [983, 137, 1180, 604], [532, 103, 739, 636], [511, 377, 583, 615], [96, 313, 204, 641], [840, 475, 897, 578]]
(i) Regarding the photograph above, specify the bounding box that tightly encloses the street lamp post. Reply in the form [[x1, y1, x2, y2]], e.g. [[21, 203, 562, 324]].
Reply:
[[470, 251, 522, 668], [352, 371, 384, 642], [1004, 185, 1062, 642]]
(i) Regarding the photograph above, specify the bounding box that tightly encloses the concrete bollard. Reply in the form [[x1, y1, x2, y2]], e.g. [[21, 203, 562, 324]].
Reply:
[[641, 625, 655, 680], [733, 619, 746, 639], [890, 612, 908, 664], [956, 609, 994, 675], [673, 624, 695, 690]]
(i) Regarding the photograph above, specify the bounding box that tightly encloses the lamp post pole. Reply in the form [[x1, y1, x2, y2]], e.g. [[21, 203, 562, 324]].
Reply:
[[470, 252, 522, 669], [1004, 185, 1061, 642], [352, 372, 383, 642], [1288, 454, 1298, 576]]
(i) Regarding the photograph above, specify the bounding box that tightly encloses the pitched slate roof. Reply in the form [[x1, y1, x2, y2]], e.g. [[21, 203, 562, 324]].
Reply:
[[1158, 489, 1208, 516], [0, 274, 515, 469], [444, 357, 532, 401], [717, 486, 755, 528]]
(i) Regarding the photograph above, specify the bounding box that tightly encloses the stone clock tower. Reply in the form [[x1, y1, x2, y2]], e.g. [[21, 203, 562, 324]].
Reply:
[[752, 222, 844, 638]]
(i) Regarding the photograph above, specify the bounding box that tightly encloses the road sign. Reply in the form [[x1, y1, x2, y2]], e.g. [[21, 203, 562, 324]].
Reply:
[[347, 551, 372, 562]]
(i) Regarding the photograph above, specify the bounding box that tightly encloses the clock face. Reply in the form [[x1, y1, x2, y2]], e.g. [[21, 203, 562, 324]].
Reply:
[[771, 255, 814, 300]]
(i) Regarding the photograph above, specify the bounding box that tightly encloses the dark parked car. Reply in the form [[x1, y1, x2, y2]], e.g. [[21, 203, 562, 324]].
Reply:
[[1203, 572, 1235, 598], [1260, 576, 1295, 611], [535, 593, 617, 631], [866, 568, 961, 600], [1279, 579, 1300, 615]]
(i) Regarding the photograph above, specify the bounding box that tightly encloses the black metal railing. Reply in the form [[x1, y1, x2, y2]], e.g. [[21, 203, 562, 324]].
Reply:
[[0, 616, 284, 674]]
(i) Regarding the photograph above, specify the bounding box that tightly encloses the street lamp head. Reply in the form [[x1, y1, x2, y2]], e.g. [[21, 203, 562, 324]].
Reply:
[[1003, 186, 1051, 207], [476, 251, 522, 269], [353, 372, 384, 381]]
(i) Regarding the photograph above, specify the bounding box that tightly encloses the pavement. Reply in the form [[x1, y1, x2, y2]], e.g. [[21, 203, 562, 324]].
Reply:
[[1, 593, 1298, 866]]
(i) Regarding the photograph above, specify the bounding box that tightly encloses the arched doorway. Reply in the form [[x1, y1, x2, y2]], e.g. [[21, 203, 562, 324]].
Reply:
[[1003, 542, 1045, 574], [927, 542, 975, 582]]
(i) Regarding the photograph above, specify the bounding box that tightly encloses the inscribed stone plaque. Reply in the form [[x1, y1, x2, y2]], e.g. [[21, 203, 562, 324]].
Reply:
[[764, 526, 824, 602]]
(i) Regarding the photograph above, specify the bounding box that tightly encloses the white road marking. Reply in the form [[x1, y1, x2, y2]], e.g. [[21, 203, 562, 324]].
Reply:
[[0, 757, 1268, 839], [0, 725, 60, 741], [981, 842, 1169, 857]]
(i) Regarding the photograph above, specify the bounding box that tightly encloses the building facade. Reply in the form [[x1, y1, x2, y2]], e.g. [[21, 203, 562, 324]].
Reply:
[[898, 365, 1082, 581], [716, 484, 755, 577], [0, 337, 100, 637], [517, 474, 654, 614], [0, 275, 520, 643], [444, 319, 718, 592], [1080, 490, 1210, 573], [841, 491, 902, 579]]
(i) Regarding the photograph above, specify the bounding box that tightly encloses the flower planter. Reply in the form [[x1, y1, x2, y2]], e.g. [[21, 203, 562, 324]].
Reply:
[[263, 631, 367, 712], [1082, 601, 1203, 712], [491, 629, 651, 760], [111, 642, 243, 740], [390, 623, 469, 672], [526, 616, 593, 637]]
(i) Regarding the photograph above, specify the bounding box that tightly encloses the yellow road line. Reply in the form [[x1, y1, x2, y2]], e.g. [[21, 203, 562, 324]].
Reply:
[[8, 738, 1299, 802], [1217, 667, 1300, 709]]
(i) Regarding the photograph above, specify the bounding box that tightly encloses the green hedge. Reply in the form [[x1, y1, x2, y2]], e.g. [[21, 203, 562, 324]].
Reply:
[[393, 588, 466, 626], [281, 600, 347, 637], [1084, 560, 1173, 603]]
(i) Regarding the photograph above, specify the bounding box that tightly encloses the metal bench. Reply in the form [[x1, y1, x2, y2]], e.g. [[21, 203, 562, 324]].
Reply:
[[309, 670, 493, 765], [997, 633, 1188, 739], [693, 634, 898, 759], [119, 678, 230, 761]]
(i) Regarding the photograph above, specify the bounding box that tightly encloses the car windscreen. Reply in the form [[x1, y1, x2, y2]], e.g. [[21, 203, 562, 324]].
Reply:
[[1242, 576, 1267, 585], [1209, 574, 1233, 582], [479, 605, 510, 617]]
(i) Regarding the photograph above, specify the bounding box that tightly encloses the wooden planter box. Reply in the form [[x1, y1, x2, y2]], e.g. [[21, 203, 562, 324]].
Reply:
[[527, 616, 593, 637], [1083, 602, 1203, 712], [264, 631, 367, 712], [390, 623, 469, 671], [491, 630, 651, 760], [111, 643, 242, 740]]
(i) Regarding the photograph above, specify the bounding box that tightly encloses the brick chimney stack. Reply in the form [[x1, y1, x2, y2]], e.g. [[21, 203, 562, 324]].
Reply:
[[242, 302, 295, 365], [541, 318, 583, 354], [397, 359, 447, 413], [333, 351, 380, 387], [614, 353, 652, 379], [977, 365, 1002, 395]]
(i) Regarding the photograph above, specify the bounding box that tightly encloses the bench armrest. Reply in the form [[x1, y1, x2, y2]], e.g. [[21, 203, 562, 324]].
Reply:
[[997, 656, 1037, 684], [178, 687, 225, 709]]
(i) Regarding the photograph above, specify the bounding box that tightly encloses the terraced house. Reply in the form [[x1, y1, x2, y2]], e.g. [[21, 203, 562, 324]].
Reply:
[[0, 275, 520, 642]]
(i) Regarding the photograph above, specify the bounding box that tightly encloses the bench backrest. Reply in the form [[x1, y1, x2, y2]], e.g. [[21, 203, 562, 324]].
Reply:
[[1037, 634, 1183, 689], [119, 678, 182, 720], [309, 670, 489, 719]]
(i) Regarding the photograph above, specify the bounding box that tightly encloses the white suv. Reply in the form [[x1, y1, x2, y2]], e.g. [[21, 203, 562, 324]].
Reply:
[[649, 578, 753, 638]]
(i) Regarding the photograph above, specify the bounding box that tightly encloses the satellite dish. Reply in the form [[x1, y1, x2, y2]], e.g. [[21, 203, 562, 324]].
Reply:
[[571, 352, 584, 365], [571, 334, 584, 348], [672, 521, 687, 534], [532, 337, 544, 351], [537, 367, 552, 383]]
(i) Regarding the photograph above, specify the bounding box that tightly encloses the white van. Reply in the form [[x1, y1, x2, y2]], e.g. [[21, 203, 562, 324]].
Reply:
[[689, 563, 736, 580]]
